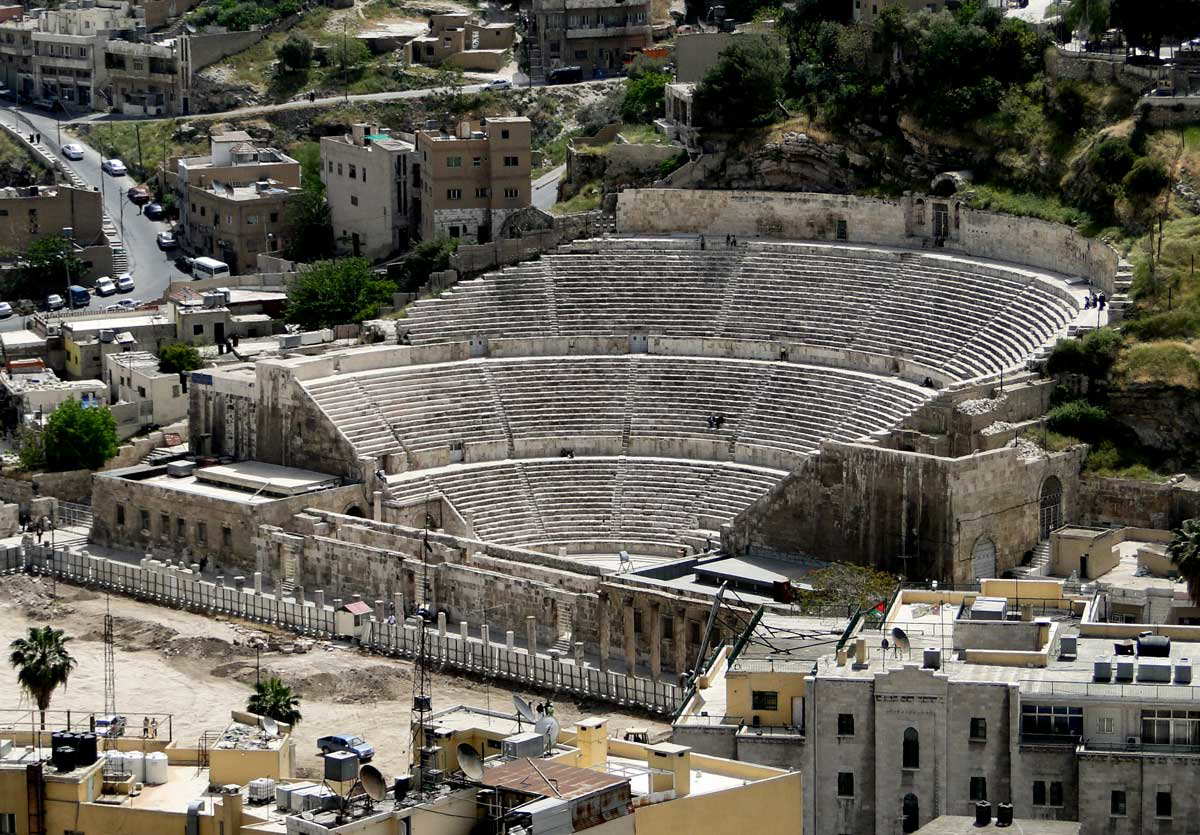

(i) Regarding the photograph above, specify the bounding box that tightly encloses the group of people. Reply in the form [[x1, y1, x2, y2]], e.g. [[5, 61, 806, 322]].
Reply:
[[141, 717, 160, 739], [697, 234, 740, 250], [25, 515, 52, 544], [1083, 292, 1107, 311], [558, 447, 576, 459], [706, 413, 726, 430]]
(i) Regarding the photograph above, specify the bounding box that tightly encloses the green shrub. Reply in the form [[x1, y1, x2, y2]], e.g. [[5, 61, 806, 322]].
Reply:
[[157, 343, 204, 374], [1045, 398, 1110, 442], [1045, 328, 1122, 382], [1117, 341, 1200, 387], [1122, 308, 1200, 341]]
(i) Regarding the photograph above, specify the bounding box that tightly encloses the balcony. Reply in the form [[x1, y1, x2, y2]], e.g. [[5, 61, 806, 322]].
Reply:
[[1082, 739, 1200, 756], [1019, 732, 1081, 747], [566, 22, 649, 38]]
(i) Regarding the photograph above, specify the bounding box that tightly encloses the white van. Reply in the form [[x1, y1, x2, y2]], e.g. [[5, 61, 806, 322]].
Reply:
[[192, 257, 231, 281]]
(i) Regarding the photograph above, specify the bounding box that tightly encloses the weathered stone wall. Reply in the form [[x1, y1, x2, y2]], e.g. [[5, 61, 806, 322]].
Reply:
[[1044, 45, 1157, 94], [1078, 477, 1200, 530], [726, 441, 1085, 583]]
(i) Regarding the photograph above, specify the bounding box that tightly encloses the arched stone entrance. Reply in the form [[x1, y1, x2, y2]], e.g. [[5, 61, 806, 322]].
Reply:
[[1039, 476, 1063, 539], [972, 535, 997, 581]]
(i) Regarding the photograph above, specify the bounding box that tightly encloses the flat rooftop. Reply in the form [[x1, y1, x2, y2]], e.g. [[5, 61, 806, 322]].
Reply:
[[216, 719, 284, 752], [917, 816, 1081, 835], [0, 330, 47, 350], [196, 461, 342, 496], [64, 313, 171, 334], [482, 757, 628, 800], [106, 350, 163, 373]]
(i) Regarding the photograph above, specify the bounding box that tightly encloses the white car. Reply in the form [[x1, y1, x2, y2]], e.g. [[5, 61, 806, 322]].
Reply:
[[94, 277, 116, 296], [116, 273, 134, 293], [485, 78, 512, 91], [0, 302, 11, 318], [101, 159, 127, 176], [60, 143, 84, 161], [45, 294, 64, 311]]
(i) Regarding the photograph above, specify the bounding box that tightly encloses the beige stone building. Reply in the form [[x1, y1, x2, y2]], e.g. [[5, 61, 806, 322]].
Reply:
[[415, 116, 531, 243], [104, 349, 188, 427], [528, 0, 652, 79], [408, 12, 516, 71], [174, 132, 301, 273], [320, 122, 418, 260], [103, 36, 184, 116], [0, 184, 112, 279]]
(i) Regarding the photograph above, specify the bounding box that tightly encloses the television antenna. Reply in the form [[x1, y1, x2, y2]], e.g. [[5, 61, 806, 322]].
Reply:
[[890, 627, 911, 658], [410, 495, 434, 786], [102, 595, 116, 716]]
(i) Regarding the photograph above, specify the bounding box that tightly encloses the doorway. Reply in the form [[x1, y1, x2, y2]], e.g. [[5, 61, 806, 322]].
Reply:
[[1039, 476, 1063, 539], [214, 322, 225, 346], [902, 794, 919, 834]]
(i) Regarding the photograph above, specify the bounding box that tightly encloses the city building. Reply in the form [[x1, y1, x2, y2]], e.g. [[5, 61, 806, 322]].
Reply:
[[103, 36, 184, 115], [319, 122, 418, 260], [527, 0, 652, 79], [0, 184, 112, 279], [414, 117, 531, 243], [407, 13, 516, 71], [173, 132, 302, 273], [104, 349, 188, 427], [0, 360, 107, 430]]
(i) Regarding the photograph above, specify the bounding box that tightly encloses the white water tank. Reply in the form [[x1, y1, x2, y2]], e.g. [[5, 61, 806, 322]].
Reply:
[[249, 778, 276, 803], [123, 750, 145, 782], [104, 749, 124, 773], [143, 752, 168, 785]]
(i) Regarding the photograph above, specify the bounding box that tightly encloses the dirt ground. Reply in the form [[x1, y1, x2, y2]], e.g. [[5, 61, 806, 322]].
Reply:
[[0, 577, 665, 778]]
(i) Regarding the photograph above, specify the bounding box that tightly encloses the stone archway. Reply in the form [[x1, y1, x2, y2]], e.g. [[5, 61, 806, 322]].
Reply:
[[344, 504, 365, 518], [1039, 476, 1063, 539], [498, 206, 555, 239], [972, 535, 997, 581]]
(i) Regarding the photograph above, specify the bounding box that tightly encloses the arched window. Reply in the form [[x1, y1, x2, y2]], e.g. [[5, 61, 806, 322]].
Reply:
[[1039, 476, 1063, 539], [903, 727, 919, 769], [903, 794, 920, 833]]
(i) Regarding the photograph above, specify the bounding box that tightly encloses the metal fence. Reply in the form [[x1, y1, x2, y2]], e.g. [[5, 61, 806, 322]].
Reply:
[[15, 545, 682, 716]]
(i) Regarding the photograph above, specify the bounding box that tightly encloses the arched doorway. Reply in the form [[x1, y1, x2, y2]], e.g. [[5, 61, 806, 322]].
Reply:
[[1039, 477, 1063, 539], [344, 505, 365, 518], [972, 535, 997, 580], [902, 793, 920, 834]]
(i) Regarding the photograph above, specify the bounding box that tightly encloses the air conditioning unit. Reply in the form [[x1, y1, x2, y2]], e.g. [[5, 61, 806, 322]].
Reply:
[[501, 732, 547, 761], [166, 460, 195, 478], [278, 333, 302, 349], [1126, 736, 1139, 745]]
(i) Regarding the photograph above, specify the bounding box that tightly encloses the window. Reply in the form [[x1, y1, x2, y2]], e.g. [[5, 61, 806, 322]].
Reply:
[[752, 691, 778, 711], [139, 509, 149, 531], [1142, 709, 1200, 745], [661, 615, 673, 639], [574, 49, 587, 59], [475, 187, 489, 198], [172, 385, 181, 397], [222, 527, 232, 547], [197, 521, 206, 543], [0, 813, 15, 834], [689, 621, 700, 644], [1033, 781, 1046, 807], [193, 324, 204, 336], [837, 772, 854, 798], [247, 215, 259, 225], [449, 226, 460, 238], [1050, 782, 1063, 807], [116, 505, 125, 526], [200, 206, 206, 217], [270, 212, 279, 223], [327, 160, 333, 172], [902, 727, 919, 769], [176, 518, 185, 538], [836, 219, 848, 240], [337, 163, 343, 175], [970, 718, 986, 740], [472, 156, 481, 167], [969, 777, 987, 802], [160, 513, 169, 533], [501, 129, 510, 139], [137, 386, 146, 398], [1096, 716, 1114, 734], [1021, 705, 1083, 738], [350, 195, 358, 206], [447, 188, 462, 200], [447, 156, 462, 168], [504, 187, 519, 199], [503, 155, 519, 167], [837, 713, 854, 736], [633, 610, 643, 634], [1157, 789, 1172, 819], [348, 164, 356, 178], [1111, 790, 1126, 817]]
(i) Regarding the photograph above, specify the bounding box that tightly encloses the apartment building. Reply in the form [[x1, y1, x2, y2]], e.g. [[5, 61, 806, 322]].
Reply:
[[174, 132, 301, 272], [415, 116, 531, 243], [319, 122, 418, 260], [527, 0, 652, 79], [104, 349, 187, 426], [0, 184, 112, 278], [104, 35, 183, 115], [675, 559, 1200, 835], [408, 12, 516, 71]]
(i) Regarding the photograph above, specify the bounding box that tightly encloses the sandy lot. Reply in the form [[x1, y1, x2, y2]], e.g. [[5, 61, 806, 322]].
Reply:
[[0, 576, 664, 778]]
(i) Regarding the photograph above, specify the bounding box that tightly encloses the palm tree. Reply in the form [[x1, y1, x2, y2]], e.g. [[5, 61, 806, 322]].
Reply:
[[247, 676, 302, 727], [1168, 519, 1200, 605], [9, 626, 77, 729]]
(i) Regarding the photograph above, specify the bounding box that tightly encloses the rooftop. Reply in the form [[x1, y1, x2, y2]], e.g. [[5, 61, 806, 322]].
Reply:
[[0, 368, 105, 394], [916, 816, 1081, 835], [109, 461, 344, 504], [63, 312, 171, 335], [217, 718, 285, 752], [206, 180, 300, 201], [106, 350, 168, 375], [482, 757, 628, 800]]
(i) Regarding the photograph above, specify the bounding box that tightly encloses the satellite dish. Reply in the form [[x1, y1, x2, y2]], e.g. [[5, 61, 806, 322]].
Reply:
[[881, 638, 890, 650], [457, 742, 484, 782], [513, 694, 537, 724], [891, 627, 911, 653], [261, 717, 279, 737], [534, 714, 560, 754], [359, 764, 387, 802]]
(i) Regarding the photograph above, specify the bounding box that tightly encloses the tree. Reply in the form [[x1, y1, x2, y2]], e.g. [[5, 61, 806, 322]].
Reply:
[[693, 35, 787, 130], [1111, 0, 1200, 56], [3, 235, 85, 303], [282, 187, 336, 262], [1123, 156, 1170, 202], [16, 425, 45, 472], [620, 69, 671, 123], [157, 342, 203, 374], [276, 34, 313, 72], [247, 676, 302, 726], [1063, 0, 1109, 41], [285, 258, 397, 328], [41, 398, 119, 471], [1168, 518, 1200, 605], [329, 37, 370, 81], [392, 237, 459, 292], [9, 626, 77, 729]]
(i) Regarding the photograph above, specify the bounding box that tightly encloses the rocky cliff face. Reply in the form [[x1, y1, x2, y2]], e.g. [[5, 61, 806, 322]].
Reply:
[[1109, 383, 1200, 468]]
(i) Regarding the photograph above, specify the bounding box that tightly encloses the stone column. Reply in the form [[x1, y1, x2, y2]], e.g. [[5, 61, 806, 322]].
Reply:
[[393, 592, 404, 619], [506, 630, 515, 650], [574, 641, 584, 668], [674, 608, 687, 675], [437, 611, 447, 637], [599, 610, 611, 673], [623, 600, 636, 675], [373, 490, 383, 522], [481, 625, 491, 669], [294, 585, 305, 605], [526, 615, 538, 657], [253, 571, 263, 595], [314, 589, 325, 610], [459, 621, 468, 641], [375, 600, 385, 622], [649, 602, 662, 682]]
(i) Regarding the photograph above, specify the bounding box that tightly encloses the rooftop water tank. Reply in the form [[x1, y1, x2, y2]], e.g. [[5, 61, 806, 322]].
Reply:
[[144, 752, 168, 785], [1115, 659, 1135, 681], [1176, 659, 1193, 684], [123, 750, 145, 783], [249, 777, 276, 803], [1093, 657, 1112, 681], [1137, 635, 1171, 657]]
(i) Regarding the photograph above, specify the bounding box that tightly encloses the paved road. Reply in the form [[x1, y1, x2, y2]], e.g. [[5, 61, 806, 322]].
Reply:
[[1, 106, 179, 333], [532, 163, 566, 211]]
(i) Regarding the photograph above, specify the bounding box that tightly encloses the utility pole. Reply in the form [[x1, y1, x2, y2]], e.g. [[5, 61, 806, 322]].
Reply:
[[342, 21, 349, 103], [103, 595, 116, 716], [134, 122, 143, 176]]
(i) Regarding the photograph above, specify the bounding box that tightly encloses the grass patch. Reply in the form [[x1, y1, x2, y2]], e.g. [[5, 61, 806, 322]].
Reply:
[[74, 120, 208, 183], [617, 123, 668, 145], [552, 180, 602, 215], [1116, 341, 1200, 387], [0, 130, 35, 169], [1084, 441, 1168, 481], [1020, 428, 1083, 452], [967, 182, 1096, 231]]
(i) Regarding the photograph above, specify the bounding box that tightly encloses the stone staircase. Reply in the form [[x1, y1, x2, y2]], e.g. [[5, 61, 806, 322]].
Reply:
[[1011, 540, 1052, 579], [526, 39, 545, 84], [548, 601, 573, 656], [54, 145, 128, 273], [1107, 260, 1134, 324]]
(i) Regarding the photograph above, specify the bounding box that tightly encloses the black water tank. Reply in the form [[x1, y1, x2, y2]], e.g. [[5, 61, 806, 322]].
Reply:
[[996, 803, 1014, 827], [77, 733, 98, 765], [52, 745, 76, 773], [1137, 635, 1171, 657], [394, 775, 412, 801], [50, 731, 65, 753], [975, 801, 992, 827]]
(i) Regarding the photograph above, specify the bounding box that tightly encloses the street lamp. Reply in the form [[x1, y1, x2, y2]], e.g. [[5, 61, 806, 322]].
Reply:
[[59, 226, 73, 312]]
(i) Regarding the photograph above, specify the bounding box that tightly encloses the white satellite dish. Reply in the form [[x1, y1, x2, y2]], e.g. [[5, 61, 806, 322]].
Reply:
[[261, 717, 279, 737], [891, 627, 911, 653], [534, 710, 560, 754], [457, 742, 485, 782], [359, 764, 387, 802], [513, 694, 538, 724]]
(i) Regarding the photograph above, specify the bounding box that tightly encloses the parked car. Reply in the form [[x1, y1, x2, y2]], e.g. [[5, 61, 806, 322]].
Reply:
[[45, 293, 64, 311], [94, 714, 126, 738], [316, 734, 374, 762], [0, 302, 12, 318], [60, 143, 84, 161], [101, 159, 127, 176], [156, 231, 176, 249], [68, 285, 90, 307], [0, 87, 14, 101], [116, 273, 134, 293], [103, 303, 124, 312], [116, 298, 140, 311], [31, 97, 55, 112], [94, 276, 116, 296], [173, 254, 194, 274], [485, 78, 512, 90], [144, 202, 164, 220], [127, 185, 151, 204], [547, 65, 583, 84]]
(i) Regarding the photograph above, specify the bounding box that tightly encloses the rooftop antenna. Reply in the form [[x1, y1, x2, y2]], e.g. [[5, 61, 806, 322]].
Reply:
[[512, 693, 537, 730], [890, 627, 911, 658], [102, 595, 116, 717], [410, 495, 434, 787], [457, 742, 484, 782]]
